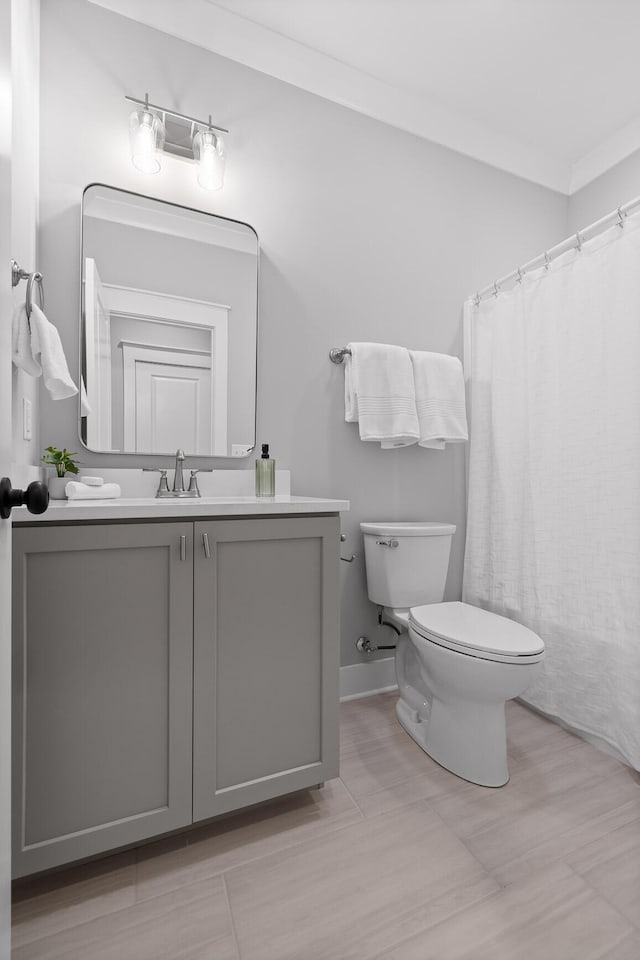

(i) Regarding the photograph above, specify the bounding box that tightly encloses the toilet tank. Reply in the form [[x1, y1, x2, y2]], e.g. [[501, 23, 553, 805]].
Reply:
[[360, 521, 456, 609]]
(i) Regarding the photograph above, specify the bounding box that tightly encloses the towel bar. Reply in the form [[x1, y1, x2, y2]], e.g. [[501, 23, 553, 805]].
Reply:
[[11, 259, 45, 322], [329, 347, 351, 364]]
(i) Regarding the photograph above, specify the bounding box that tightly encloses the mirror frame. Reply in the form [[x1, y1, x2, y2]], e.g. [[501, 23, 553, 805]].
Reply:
[[79, 182, 259, 460]]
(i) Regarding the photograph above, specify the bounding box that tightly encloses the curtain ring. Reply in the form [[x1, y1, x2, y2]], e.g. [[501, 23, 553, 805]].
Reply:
[[516, 267, 524, 284], [575, 232, 583, 252], [544, 252, 550, 270], [617, 206, 626, 228], [474, 291, 480, 306], [493, 281, 499, 298]]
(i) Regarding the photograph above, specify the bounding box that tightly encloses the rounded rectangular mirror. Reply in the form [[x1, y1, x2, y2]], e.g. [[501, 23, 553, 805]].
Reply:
[[80, 184, 258, 458]]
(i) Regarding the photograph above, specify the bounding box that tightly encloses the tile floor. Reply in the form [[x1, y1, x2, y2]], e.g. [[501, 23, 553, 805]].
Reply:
[[11, 695, 640, 959]]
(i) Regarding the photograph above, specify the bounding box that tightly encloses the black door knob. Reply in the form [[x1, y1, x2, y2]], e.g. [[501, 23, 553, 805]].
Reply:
[[0, 478, 49, 519]]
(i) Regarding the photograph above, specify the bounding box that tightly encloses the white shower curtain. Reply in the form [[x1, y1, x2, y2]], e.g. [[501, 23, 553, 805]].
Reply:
[[463, 218, 640, 771]]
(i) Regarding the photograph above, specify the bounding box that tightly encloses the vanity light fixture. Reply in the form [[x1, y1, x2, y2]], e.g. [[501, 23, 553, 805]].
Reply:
[[125, 94, 228, 190], [128, 94, 165, 174], [193, 118, 226, 191]]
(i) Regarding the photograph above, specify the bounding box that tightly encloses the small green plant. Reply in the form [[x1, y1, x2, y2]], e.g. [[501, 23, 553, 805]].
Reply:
[[41, 446, 80, 478]]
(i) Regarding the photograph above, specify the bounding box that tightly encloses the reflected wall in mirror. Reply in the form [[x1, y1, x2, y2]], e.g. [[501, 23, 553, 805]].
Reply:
[[81, 184, 258, 457]]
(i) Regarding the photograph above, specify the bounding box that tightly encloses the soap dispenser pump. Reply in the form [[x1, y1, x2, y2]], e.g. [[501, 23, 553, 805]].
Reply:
[[255, 443, 275, 497]]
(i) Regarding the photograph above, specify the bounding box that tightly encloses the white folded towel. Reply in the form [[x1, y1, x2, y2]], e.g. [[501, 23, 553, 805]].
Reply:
[[345, 342, 420, 447], [29, 303, 78, 400], [65, 481, 121, 500], [12, 303, 41, 377], [410, 350, 468, 448]]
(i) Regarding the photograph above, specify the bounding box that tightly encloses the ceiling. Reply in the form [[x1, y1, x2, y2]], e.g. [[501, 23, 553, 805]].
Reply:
[[89, 0, 640, 195]]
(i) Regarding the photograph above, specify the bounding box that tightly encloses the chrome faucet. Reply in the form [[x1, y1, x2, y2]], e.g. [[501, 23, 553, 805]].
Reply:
[[144, 450, 213, 498], [172, 449, 185, 493]]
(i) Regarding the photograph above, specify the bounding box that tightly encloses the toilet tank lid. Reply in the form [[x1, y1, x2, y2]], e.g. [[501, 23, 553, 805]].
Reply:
[[360, 521, 456, 537]]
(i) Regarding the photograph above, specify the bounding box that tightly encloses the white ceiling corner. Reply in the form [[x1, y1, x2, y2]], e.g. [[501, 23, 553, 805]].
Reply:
[[87, 0, 640, 196]]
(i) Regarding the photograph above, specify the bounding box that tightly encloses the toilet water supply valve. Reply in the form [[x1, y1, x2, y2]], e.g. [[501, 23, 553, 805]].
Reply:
[[356, 606, 400, 655], [340, 533, 356, 563]]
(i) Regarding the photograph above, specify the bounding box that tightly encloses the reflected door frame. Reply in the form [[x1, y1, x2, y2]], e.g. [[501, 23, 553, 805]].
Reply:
[[96, 282, 229, 455]]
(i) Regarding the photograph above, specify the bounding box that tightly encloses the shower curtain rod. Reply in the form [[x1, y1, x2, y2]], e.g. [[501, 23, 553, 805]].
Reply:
[[470, 193, 640, 305]]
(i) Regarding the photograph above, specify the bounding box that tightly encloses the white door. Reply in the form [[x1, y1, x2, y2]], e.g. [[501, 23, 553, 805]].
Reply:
[[122, 346, 212, 454], [0, 4, 12, 955], [135, 361, 212, 455]]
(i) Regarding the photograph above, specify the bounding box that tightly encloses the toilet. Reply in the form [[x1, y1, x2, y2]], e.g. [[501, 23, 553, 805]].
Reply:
[[360, 521, 544, 787]]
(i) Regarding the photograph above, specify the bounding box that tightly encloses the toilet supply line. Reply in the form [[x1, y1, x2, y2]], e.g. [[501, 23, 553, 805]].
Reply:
[[356, 606, 400, 655]]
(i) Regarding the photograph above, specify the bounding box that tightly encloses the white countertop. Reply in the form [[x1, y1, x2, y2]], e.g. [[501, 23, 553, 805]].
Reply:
[[12, 495, 350, 523]]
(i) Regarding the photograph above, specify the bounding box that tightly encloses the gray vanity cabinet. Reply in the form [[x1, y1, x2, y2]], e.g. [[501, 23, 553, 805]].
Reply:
[[192, 516, 340, 820], [12, 522, 194, 878], [12, 513, 341, 877]]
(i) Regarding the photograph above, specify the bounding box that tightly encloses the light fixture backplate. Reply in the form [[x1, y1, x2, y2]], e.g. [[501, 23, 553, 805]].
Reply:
[[163, 114, 197, 161]]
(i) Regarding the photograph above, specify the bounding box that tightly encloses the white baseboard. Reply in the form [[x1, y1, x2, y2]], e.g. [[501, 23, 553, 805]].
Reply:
[[340, 657, 397, 701]]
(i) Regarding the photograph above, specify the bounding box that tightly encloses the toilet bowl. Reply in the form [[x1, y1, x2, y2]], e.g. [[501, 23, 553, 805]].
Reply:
[[360, 522, 544, 787]]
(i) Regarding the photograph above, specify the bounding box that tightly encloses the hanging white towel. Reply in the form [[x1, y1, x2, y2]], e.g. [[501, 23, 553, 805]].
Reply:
[[29, 303, 78, 400], [65, 481, 121, 500], [345, 342, 420, 447], [410, 350, 468, 448], [11, 303, 41, 377]]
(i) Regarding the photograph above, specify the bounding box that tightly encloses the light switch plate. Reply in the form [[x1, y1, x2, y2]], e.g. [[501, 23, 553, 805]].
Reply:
[[22, 398, 32, 440]]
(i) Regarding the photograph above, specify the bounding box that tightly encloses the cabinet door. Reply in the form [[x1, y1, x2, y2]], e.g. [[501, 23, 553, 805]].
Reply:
[[12, 522, 193, 877], [193, 516, 340, 820]]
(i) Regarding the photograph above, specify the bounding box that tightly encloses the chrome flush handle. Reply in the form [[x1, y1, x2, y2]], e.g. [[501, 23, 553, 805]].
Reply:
[[376, 538, 399, 548]]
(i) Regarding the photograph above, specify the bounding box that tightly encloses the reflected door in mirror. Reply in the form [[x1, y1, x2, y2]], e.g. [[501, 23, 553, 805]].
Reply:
[[81, 185, 258, 458], [122, 345, 212, 454]]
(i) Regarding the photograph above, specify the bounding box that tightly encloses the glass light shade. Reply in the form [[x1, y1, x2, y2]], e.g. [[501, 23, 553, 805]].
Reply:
[[193, 129, 225, 190], [129, 108, 165, 174]]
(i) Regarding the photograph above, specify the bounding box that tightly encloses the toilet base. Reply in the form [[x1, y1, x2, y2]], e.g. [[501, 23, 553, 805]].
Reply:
[[396, 694, 509, 788]]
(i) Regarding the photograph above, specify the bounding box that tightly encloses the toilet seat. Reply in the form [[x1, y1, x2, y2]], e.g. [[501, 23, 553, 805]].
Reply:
[[409, 601, 545, 665]]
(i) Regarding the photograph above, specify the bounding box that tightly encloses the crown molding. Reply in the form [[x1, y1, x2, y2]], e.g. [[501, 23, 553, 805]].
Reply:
[[569, 117, 640, 195]]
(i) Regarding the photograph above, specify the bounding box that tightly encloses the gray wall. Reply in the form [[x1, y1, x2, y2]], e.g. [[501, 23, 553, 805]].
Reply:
[[39, 0, 568, 666], [568, 151, 640, 232]]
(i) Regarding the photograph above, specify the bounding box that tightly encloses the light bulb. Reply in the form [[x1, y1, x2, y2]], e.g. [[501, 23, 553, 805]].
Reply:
[[194, 129, 225, 191], [129, 108, 164, 174]]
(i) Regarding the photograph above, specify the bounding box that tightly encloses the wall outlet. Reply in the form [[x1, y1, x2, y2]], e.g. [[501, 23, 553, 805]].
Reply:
[[22, 398, 32, 441]]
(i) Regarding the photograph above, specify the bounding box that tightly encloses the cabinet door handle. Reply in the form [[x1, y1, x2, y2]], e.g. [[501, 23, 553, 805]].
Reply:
[[202, 532, 211, 559], [179, 535, 187, 561]]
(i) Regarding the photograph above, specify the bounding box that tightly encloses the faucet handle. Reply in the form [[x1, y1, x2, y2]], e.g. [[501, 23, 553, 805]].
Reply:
[[143, 467, 170, 496], [157, 470, 170, 495], [187, 468, 214, 496], [187, 470, 200, 496]]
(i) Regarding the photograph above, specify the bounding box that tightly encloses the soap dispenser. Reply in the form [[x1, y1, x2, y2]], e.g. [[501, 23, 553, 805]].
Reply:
[[255, 443, 275, 497]]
